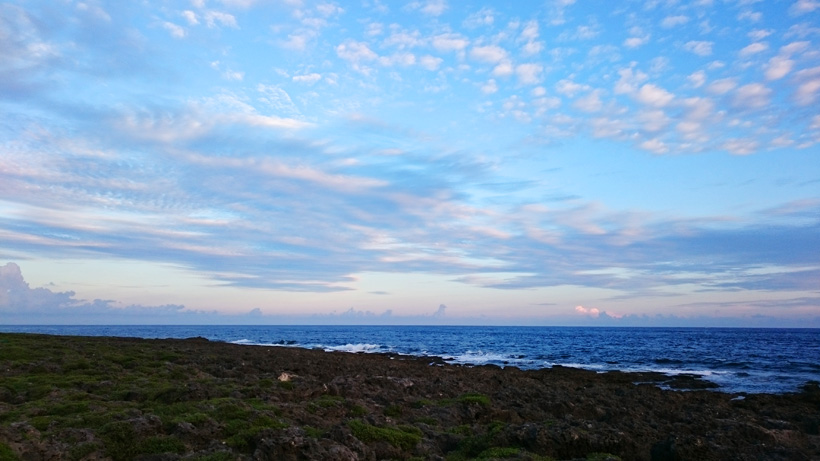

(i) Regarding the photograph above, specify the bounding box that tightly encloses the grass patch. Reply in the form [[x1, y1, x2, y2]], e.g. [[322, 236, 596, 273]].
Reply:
[[348, 420, 422, 450], [0, 443, 19, 461], [477, 446, 520, 458], [384, 404, 403, 417], [458, 392, 491, 406]]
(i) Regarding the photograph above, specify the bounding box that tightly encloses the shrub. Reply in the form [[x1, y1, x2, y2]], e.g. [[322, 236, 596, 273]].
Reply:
[[348, 420, 421, 450]]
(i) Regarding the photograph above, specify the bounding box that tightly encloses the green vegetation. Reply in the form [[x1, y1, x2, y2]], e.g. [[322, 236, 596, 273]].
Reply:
[[0, 334, 293, 459], [348, 419, 422, 450], [477, 446, 521, 458], [0, 443, 19, 461], [586, 453, 622, 461], [0, 333, 631, 460], [458, 392, 491, 406]]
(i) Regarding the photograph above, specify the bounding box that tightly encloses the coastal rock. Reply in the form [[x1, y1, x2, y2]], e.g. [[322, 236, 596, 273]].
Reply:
[[1, 333, 818, 461]]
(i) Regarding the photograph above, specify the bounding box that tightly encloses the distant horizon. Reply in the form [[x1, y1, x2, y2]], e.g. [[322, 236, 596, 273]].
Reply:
[[2, 1, 819, 327], [3, 324, 820, 329]]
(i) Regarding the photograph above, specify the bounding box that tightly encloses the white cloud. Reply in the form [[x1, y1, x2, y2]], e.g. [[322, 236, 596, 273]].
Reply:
[[636, 83, 674, 107], [432, 33, 469, 52], [223, 69, 244, 81], [574, 90, 604, 113], [365, 22, 383, 37], [515, 63, 543, 85], [780, 41, 810, 56], [281, 32, 313, 51], [556, 79, 590, 97], [624, 35, 650, 48], [522, 40, 544, 56], [204, 11, 238, 28], [739, 42, 769, 57], [383, 29, 423, 49], [548, 0, 577, 25], [407, 0, 447, 16], [707, 78, 737, 95], [379, 52, 416, 67], [575, 305, 600, 317], [316, 3, 344, 17], [162, 21, 186, 38], [688, 70, 707, 88], [748, 29, 772, 40], [733, 83, 772, 109], [722, 138, 760, 155], [182, 10, 199, 25], [481, 78, 498, 94], [492, 60, 514, 77], [640, 138, 669, 154], [336, 40, 378, 63], [419, 55, 443, 71], [463, 7, 495, 27], [470, 45, 508, 64], [520, 20, 539, 41], [794, 67, 820, 104], [661, 15, 689, 28], [683, 40, 713, 56], [638, 109, 670, 133], [520, 20, 543, 56], [738, 10, 763, 22], [790, 0, 820, 15], [614, 65, 648, 94], [765, 56, 795, 80], [293, 72, 321, 84]]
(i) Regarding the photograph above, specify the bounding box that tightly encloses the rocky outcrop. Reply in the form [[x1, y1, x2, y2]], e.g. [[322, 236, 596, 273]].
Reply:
[[0, 333, 818, 460]]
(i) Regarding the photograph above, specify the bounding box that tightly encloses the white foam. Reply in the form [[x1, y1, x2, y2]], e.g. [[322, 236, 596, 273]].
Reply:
[[443, 350, 527, 367], [324, 343, 383, 353]]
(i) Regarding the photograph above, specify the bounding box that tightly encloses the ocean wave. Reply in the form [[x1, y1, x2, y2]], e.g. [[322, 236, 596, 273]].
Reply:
[[323, 343, 385, 353]]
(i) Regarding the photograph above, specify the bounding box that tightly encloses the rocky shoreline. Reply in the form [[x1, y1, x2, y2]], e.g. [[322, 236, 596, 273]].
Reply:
[[1, 333, 818, 460]]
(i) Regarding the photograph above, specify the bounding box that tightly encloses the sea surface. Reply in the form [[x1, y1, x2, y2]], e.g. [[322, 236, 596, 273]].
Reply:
[[2, 325, 818, 395]]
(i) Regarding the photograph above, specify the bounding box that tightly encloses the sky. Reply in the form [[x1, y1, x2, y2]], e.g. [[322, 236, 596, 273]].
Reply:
[[1, 0, 819, 326]]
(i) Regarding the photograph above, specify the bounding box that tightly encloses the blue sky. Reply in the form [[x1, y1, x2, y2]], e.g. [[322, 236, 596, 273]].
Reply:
[[1, 0, 819, 326]]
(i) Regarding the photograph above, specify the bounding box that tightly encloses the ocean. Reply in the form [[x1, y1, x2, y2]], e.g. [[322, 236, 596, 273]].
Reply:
[[1, 325, 818, 395]]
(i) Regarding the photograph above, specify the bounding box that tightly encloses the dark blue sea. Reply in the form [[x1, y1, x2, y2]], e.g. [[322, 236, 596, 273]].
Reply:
[[2, 325, 818, 395]]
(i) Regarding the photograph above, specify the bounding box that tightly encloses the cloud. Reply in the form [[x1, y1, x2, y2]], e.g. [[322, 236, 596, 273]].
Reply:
[[661, 15, 689, 28], [794, 66, 820, 105], [463, 7, 495, 28], [407, 0, 447, 16], [635, 83, 675, 107], [765, 56, 795, 80], [688, 70, 707, 88], [739, 42, 768, 57], [790, 0, 820, 15], [733, 83, 772, 109], [574, 305, 600, 317], [432, 33, 469, 52], [293, 72, 322, 84], [481, 78, 498, 94], [683, 40, 713, 56], [162, 22, 186, 38], [0, 262, 200, 324], [204, 11, 238, 28], [515, 63, 543, 85], [547, 0, 577, 25], [419, 55, 443, 71], [469, 45, 509, 64], [707, 78, 737, 95], [433, 304, 447, 316]]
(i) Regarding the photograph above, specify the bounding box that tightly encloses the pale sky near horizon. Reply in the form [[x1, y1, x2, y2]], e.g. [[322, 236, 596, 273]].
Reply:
[[1, 0, 819, 326]]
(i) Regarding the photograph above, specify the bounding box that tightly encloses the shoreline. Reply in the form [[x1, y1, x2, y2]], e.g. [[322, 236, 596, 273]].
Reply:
[[1, 333, 818, 460], [3, 325, 816, 395]]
